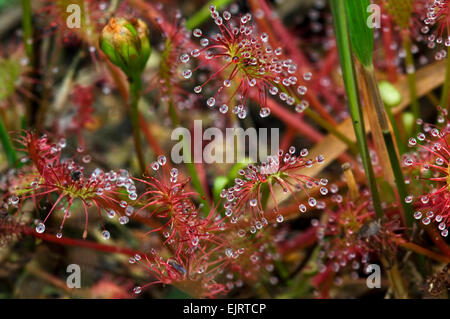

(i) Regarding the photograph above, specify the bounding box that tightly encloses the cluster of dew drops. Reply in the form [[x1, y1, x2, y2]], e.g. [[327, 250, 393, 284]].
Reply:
[[220, 146, 327, 233], [403, 116, 449, 237], [6, 138, 155, 240], [311, 185, 376, 286], [179, 5, 313, 118], [421, 0, 450, 61]]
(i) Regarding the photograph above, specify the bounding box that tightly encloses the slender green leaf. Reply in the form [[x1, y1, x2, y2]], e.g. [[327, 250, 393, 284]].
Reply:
[[345, 0, 373, 68], [21, 0, 33, 66], [383, 131, 414, 227], [0, 116, 18, 167], [330, 0, 383, 218]]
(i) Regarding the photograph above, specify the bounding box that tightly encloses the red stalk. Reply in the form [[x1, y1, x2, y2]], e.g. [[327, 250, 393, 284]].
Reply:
[[24, 227, 144, 257], [277, 227, 317, 255]]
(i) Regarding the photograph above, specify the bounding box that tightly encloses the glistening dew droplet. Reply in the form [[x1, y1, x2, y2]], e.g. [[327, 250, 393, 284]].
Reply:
[[193, 28, 202, 37], [119, 216, 129, 224], [102, 230, 111, 240], [308, 197, 317, 207], [133, 286, 142, 294], [36, 223, 46, 234], [207, 97, 216, 107], [182, 69, 192, 79], [405, 195, 413, 204], [219, 104, 228, 113], [260, 107, 270, 117], [297, 86, 307, 95], [299, 204, 307, 213], [303, 72, 312, 81], [157, 155, 167, 166]]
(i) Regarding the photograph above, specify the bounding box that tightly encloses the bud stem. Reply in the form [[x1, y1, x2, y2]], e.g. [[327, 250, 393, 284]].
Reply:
[[129, 76, 146, 173]]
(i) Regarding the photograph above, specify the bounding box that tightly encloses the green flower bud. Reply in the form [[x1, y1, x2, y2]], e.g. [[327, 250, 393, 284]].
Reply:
[[99, 17, 151, 79], [379, 81, 402, 108]]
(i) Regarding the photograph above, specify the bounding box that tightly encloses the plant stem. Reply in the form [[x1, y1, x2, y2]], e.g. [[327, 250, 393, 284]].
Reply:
[[185, 156, 211, 214], [385, 102, 405, 154], [442, 46, 450, 112], [423, 225, 450, 257], [278, 85, 359, 154], [426, 92, 440, 106], [168, 99, 211, 214], [21, 0, 36, 126], [342, 163, 359, 200], [21, 0, 41, 124], [0, 115, 18, 167], [263, 96, 323, 142], [402, 33, 420, 131], [303, 108, 359, 155], [382, 130, 413, 227], [138, 115, 167, 160], [129, 76, 146, 173], [168, 99, 180, 127], [21, 0, 33, 65], [24, 227, 143, 257], [185, 0, 233, 30], [380, 255, 408, 299], [392, 238, 450, 263], [363, 67, 414, 227], [330, 0, 383, 219], [358, 65, 394, 184]]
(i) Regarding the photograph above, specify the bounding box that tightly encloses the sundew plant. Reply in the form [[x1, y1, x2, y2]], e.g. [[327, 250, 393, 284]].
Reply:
[[0, 0, 449, 300]]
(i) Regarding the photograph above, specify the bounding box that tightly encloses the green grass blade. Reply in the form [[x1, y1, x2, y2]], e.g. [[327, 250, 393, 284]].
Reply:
[[345, 0, 373, 68], [0, 116, 18, 167], [330, 0, 383, 218]]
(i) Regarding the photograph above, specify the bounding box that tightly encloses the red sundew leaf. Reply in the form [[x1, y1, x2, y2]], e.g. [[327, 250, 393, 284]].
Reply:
[[404, 110, 450, 238], [10, 132, 137, 238]]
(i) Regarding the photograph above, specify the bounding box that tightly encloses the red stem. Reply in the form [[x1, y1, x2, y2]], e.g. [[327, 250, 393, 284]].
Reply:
[[24, 227, 143, 257], [381, 11, 398, 83], [263, 96, 324, 142], [280, 126, 296, 151], [277, 227, 317, 255], [139, 114, 166, 158], [424, 226, 450, 258]]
